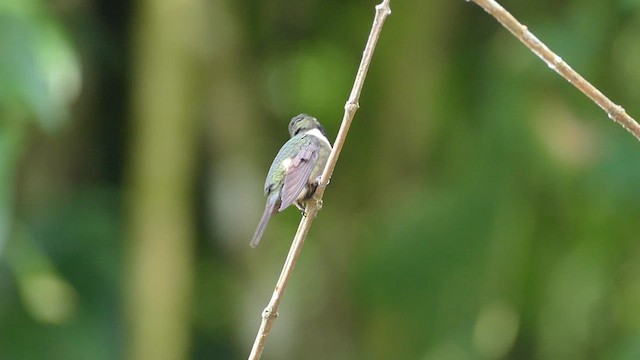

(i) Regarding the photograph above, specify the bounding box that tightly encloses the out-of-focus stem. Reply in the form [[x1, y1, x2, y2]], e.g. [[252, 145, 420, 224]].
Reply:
[[469, 0, 640, 142]]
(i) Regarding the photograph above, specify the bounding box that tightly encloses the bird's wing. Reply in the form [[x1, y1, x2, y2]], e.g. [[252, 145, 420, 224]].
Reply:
[[279, 142, 319, 211]]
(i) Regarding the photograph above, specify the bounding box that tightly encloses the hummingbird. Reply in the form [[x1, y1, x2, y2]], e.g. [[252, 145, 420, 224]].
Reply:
[[250, 114, 332, 247]]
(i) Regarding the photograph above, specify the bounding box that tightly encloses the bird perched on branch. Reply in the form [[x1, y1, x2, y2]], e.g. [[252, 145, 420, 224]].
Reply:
[[250, 114, 332, 247]]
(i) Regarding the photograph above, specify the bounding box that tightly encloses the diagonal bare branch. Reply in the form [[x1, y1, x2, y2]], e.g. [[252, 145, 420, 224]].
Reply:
[[469, 0, 640, 142], [247, 1, 392, 359]]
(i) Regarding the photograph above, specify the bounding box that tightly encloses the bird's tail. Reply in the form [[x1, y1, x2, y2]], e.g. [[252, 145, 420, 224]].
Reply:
[[250, 195, 279, 248]]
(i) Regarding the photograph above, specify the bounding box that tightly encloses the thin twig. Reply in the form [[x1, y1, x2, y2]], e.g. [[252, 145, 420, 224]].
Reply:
[[469, 0, 640, 142], [247, 1, 391, 359]]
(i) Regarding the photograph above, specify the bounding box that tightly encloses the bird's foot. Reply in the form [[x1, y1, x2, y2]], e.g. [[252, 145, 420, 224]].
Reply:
[[295, 201, 306, 216]]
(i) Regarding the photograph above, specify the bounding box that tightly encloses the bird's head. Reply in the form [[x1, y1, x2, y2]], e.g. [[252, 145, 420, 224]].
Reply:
[[288, 114, 327, 138]]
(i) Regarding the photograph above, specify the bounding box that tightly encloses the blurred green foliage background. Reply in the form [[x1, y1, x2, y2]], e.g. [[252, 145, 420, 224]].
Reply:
[[1, 0, 640, 359]]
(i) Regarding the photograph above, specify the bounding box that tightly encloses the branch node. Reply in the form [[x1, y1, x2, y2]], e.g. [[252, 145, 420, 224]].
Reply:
[[317, 178, 330, 188], [314, 199, 323, 211], [608, 105, 626, 120], [345, 102, 359, 113], [261, 307, 278, 320], [375, 1, 391, 16]]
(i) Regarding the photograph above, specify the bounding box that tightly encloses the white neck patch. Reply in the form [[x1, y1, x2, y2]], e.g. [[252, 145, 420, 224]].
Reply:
[[305, 128, 332, 148]]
